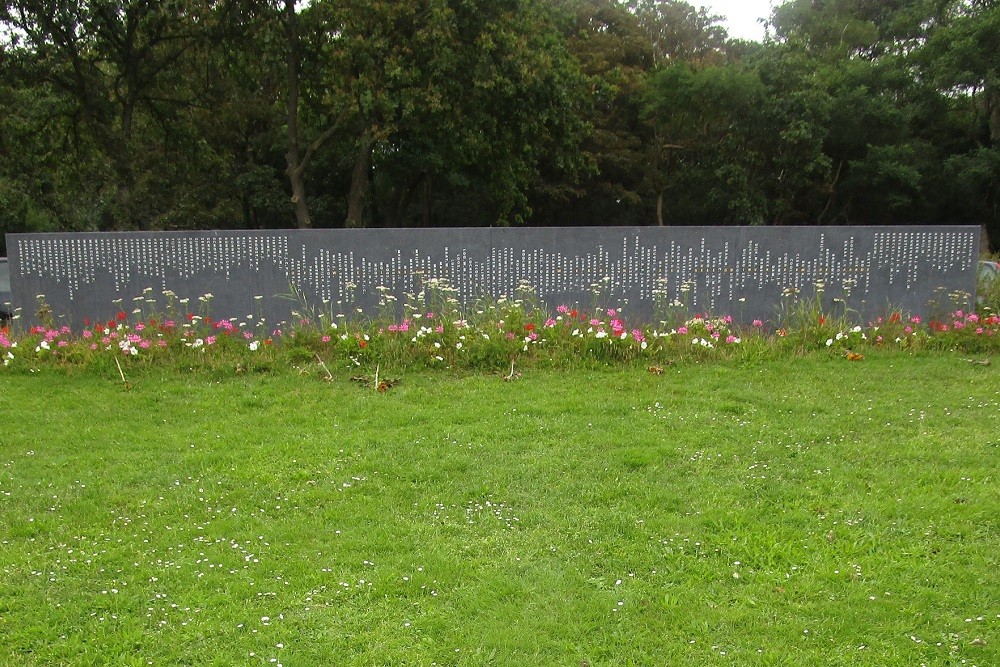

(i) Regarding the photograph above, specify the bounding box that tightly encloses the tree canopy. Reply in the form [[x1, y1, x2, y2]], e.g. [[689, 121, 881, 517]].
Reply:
[[2, 0, 998, 251]]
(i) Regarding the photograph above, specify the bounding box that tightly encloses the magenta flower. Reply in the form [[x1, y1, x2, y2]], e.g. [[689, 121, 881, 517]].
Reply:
[[677, 326, 688, 335], [631, 329, 645, 342], [607, 308, 617, 317]]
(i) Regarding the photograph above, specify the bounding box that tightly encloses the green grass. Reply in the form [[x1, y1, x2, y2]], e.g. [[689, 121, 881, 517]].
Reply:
[[1, 352, 998, 666]]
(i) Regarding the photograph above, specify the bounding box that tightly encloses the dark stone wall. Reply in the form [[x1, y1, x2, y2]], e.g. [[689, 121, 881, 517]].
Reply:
[[5, 226, 980, 327]]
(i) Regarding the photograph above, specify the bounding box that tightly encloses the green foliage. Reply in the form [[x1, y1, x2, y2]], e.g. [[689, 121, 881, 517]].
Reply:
[[0, 0, 998, 244]]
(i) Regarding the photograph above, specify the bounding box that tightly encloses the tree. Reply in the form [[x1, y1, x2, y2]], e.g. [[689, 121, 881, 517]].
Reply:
[[1, 0, 272, 230]]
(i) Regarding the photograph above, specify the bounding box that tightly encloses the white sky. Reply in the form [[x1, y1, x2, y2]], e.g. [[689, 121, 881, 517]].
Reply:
[[702, 0, 779, 42]]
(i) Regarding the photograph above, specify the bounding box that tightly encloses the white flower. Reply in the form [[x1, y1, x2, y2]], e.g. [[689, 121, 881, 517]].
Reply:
[[826, 339, 834, 347], [249, 341, 260, 351], [640, 341, 648, 350]]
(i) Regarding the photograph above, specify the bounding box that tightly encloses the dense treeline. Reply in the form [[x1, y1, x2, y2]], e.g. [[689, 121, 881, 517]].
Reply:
[[1, 0, 998, 252]]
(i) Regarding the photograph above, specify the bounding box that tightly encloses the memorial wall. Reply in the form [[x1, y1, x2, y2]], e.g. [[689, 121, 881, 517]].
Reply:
[[5, 226, 980, 326]]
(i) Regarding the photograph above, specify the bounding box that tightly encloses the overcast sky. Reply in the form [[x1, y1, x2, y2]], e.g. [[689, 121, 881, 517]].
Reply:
[[702, 0, 779, 42]]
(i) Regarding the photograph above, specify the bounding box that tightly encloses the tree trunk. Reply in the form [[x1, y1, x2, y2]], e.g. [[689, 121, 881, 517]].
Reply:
[[284, 0, 311, 229], [656, 189, 665, 226], [421, 173, 433, 226], [346, 131, 372, 227]]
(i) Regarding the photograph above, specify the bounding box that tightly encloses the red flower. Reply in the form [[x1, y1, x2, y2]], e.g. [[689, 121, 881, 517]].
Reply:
[[187, 313, 195, 321], [117, 311, 126, 321], [264, 338, 273, 346], [524, 323, 535, 331], [106, 320, 116, 330], [888, 312, 901, 324], [359, 339, 367, 349], [818, 316, 825, 325], [569, 309, 578, 318], [83, 317, 91, 326]]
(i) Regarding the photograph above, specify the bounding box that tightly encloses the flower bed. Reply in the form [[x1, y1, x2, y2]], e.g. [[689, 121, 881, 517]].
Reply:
[[1, 284, 997, 372]]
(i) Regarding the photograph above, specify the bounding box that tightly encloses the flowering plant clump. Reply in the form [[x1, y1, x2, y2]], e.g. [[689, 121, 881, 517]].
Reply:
[[1, 284, 998, 376]]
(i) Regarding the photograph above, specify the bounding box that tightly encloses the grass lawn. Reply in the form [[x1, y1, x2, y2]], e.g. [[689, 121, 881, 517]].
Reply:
[[0, 352, 997, 666]]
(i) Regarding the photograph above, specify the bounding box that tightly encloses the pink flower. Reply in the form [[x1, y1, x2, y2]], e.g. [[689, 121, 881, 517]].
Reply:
[[967, 313, 980, 323], [205, 336, 217, 345], [505, 332, 516, 341], [677, 326, 689, 335], [82, 330, 93, 339], [723, 315, 733, 324], [590, 318, 601, 327], [134, 322, 145, 331], [139, 340, 151, 349], [910, 316, 921, 324], [631, 329, 645, 342], [528, 332, 538, 341], [243, 331, 253, 340], [725, 335, 738, 344], [556, 305, 569, 314], [426, 312, 435, 319], [607, 308, 617, 317], [388, 324, 399, 333], [158, 340, 168, 348], [544, 318, 557, 327], [321, 335, 331, 343], [89, 343, 98, 350], [976, 327, 984, 335], [57, 340, 68, 347], [904, 325, 913, 334], [752, 319, 763, 327], [435, 325, 444, 334]]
